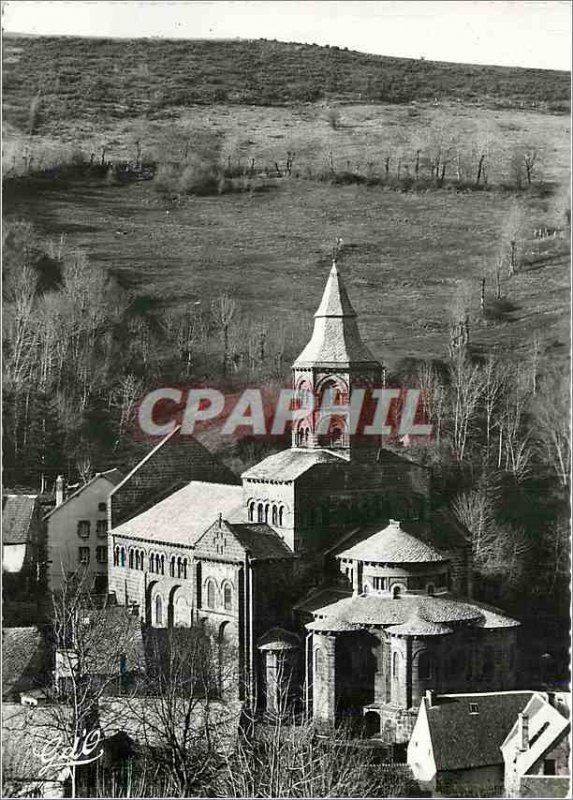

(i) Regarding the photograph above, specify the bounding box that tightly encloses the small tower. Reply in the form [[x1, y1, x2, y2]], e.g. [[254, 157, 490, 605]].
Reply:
[[291, 261, 383, 459]]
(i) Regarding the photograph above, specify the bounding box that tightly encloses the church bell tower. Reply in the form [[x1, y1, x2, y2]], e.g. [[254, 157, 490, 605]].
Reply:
[[291, 261, 383, 460]]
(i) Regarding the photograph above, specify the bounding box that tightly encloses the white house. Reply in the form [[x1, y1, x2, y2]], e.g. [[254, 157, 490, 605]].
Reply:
[[501, 691, 570, 798], [45, 470, 122, 592], [407, 689, 534, 796]]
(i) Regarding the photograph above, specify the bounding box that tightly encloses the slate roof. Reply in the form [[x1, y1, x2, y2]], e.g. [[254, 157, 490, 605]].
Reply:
[[293, 263, 381, 368], [257, 627, 301, 651], [195, 520, 293, 562], [111, 481, 244, 545], [243, 447, 347, 482], [2, 495, 38, 544], [386, 610, 454, 637], [2, 703, 74, 782], [44, 468, 123, 519], [425, 692, 534, 771], [337, 519, 447, 564], [307, 592, 519, 632], [519, 777, 571, 798], [2, 627, 47, 699]]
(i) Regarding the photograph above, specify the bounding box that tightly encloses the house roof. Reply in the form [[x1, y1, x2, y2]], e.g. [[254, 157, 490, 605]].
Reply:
[[293, 263, 381, 368], [257, 627, 301, 651], [337, 519, 448, 564], [2, 703, 75, 782], [2, 495, 38, 544], [194, 520, 293, 562], [44, 469, 123, 519], [425, 692, 535, 771], [386, 609, 454, 637], [2, 627, 47, 699], [111, 481, 244, 545], [519, 776, 571, 798], [307, 592, 519, 632], [501, 692, 570, 778], [243, 447, 347, 482]]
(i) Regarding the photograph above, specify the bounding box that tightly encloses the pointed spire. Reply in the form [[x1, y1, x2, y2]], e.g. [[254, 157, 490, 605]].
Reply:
[[314, 261, 357, 318], [293, 263, 380, 368]]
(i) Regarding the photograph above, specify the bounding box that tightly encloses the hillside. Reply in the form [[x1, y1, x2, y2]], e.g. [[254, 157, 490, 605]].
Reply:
[[2, 35, 570, 135]]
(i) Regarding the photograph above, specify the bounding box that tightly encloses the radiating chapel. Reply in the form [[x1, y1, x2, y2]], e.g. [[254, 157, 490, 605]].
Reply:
[[108, 262, 519, 742]]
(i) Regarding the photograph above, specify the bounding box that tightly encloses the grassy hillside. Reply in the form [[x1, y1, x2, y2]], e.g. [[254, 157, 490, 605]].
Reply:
[[2, 35, 570, 137]]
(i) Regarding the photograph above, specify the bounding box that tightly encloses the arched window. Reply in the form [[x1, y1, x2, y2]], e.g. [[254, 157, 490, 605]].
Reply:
[[149, 553, 155, 573], [304, 428, 309, 446], [206, 579, 216, 609], [278, 507, 284, 527], [113, 546, 119, 566], [392, 585, 403, 599], [264, 504, 270, 524], [427, 583, 435, 596], [177, 557, 182, 578], [159, 554, 165, 575], [170, 556, 176, 578], [393, 651, 400, 679], [182, 559, 188, 580], [223, 583, 232, 611], [272, 504, 278, 525], [330, 426, 343, 447], [120, 547, 126, 567], [296, 428, 303, 446], [128, 549, 134, 569], [257, 503, 264, 523], [418, 652, 432, 681], [248, 501, 255, 522], [155, 595, 163, 626]]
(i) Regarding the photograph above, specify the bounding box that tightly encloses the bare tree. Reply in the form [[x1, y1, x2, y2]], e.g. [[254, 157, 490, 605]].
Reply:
[[212, 293, 237, 376], [448, 349, 483, 462], [452, 485, 498, 568], [533, 371, 571, 488], [502, 201, 525, 276]]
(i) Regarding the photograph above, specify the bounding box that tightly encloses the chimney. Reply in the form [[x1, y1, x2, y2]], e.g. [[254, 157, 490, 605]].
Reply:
[[55, 475, 65, 506], [218, 512, 223, 528], [425, 689, 434, 708], [518, 712, 529, 751]]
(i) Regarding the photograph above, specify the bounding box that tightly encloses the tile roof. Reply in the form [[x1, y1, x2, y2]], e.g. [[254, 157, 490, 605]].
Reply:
[[195, 520, 293, 562], [519, 776, 571, 798], [2, 495, 38, 544], [2, 627, 46, 699], [2, 703, 75, 782], [386, 609, 454, 637], [307, 592, 519, 632], [111, 481, 243, 545], [230, 523, 294, 560], [257, 627, 301, 651], [337, 520, 447, 564], [425, 692, 535, 771], [242, 447, 347, 481], [44, 468, 123, 519], [293, 263, 381, 368]]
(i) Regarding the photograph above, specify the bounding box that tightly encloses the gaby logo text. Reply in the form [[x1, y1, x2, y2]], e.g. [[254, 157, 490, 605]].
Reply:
[[35, 728, 104, 777]]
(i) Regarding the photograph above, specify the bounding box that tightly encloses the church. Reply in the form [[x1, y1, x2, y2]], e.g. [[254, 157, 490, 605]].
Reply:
[[108, 262, 520, 742]]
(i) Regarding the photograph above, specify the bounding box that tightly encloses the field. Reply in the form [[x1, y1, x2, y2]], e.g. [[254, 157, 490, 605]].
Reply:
[[3, 99, 570, 373]]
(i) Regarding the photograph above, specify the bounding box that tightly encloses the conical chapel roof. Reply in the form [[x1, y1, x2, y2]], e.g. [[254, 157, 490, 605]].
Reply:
[[293, 262, 381, 368]]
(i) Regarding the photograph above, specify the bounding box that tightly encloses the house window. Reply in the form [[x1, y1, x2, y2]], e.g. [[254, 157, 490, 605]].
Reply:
[[272, 505, 278, 525], [149, 553, 155, 573], [96, 520, 108, 538], [392, 585, 403, 599], [278, 507, 284, 527], [77, 521, 90, 539], [170, 556, 176, 578], [206, 579, 216, 609], [78, 547, 90, 564], [469, 702, 479, 714], [372, 577, 386, 591], [248, 501, 255, 522], [159, 554, 165, 575], [96, 546, 107, 564], [257, 503, 264, 523], [98, 502, 107, 512], [182, 559, 188, 580], [128, 549, 134, 569], [223, 583, 232, 611], [543, 760, 556, 776], [120, 547, 126, 567], [113, 546, 119, 566], [155, 595, 163, 626]]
